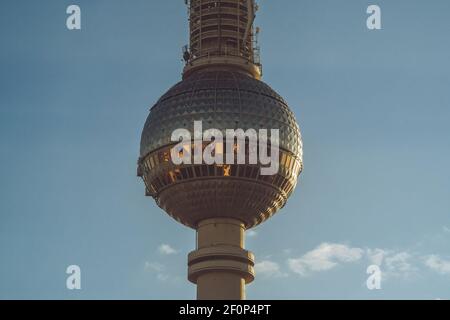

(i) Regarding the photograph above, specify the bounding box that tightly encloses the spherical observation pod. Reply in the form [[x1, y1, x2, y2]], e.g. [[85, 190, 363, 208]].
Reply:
[[138, 70, 303, 230]]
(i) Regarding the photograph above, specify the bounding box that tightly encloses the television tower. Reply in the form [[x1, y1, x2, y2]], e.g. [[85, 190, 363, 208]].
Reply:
[[138, 0, 303, 300]]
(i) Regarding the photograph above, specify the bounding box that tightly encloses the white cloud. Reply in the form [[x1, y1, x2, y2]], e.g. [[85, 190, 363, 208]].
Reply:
[[286, 243, 418, 279], [145, 262, 164, 272], [366, 248, 386, 266], [443, 226, 450, 234], [158, 244, 178, 255], [424, 255, 450, 275], [255, 260, 287, 278], [366, 249, 418, 280], [156, 273, 169, 281], [145, 262, 169, 281], [384, 252, 417, 279], [288, 243, 364, 276]]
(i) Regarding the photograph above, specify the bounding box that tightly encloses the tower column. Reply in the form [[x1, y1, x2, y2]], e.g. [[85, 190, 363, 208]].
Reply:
[[188, 218, 255, 300], [183, 0, 262, 79]]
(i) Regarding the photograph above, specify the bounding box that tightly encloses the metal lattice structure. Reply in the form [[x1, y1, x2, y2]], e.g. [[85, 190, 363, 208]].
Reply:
[[183, 0, 262, 79], [188, 0, 255, 62]]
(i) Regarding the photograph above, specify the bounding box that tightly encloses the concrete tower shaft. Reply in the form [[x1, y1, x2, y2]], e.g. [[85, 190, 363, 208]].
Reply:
[[183, 0, 262, 79], [139, 1, 303, 300], [188, 218, 255, 300]]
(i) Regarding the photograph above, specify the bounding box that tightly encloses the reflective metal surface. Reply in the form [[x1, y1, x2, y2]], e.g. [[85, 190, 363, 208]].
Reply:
[[140, 70, 302, 159], [139, 70, 303, 229]]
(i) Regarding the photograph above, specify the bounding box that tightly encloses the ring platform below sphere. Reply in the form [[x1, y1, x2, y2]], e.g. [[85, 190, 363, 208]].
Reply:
[[139, 70, 303, 229]]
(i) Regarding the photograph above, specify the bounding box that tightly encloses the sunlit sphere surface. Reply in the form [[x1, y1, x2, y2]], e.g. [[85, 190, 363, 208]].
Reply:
[[139, 70, 303, 229]]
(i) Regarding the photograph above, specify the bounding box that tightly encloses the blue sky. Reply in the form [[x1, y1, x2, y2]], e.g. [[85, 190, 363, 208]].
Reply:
[[1, 0, 449, 299]]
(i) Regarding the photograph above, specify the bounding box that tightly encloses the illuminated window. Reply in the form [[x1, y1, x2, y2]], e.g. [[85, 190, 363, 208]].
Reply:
[[285, 155, 292, 171], [215, 142, 224, 155], [280, 153, 287, 167], [290, 158, 296, 172], [223, 165, 231, 177]]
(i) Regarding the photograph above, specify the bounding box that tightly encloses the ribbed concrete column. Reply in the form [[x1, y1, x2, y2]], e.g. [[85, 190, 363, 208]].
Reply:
[[188, 218, 255, 300]]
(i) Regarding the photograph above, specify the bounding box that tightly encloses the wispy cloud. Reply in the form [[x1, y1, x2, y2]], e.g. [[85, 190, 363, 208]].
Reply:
[[260, 228, 450, 282], [424, 255, 450, 275], [156, 273, 169, 281], [145, 262, 170, 281], [286, 243, 418, 279], [384, 251, 417, 279], [145, 262, 164, 272], [288, 243, 364, 276], [367, 248, 386, 266], [255, 260, 287, 278], [144, 261, 182, 283], [366, 248, 418, 280], [158, 244, 178, 255]]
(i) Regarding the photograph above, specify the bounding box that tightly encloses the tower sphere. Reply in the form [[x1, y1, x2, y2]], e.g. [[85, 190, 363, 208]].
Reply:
[[138, 70, 303, 229], [138, 0, 305, 300]]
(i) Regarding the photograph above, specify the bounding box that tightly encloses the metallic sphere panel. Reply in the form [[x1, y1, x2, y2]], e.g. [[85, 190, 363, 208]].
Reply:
[[140, 71, 302, 159], [139, 71, 303, 228]]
